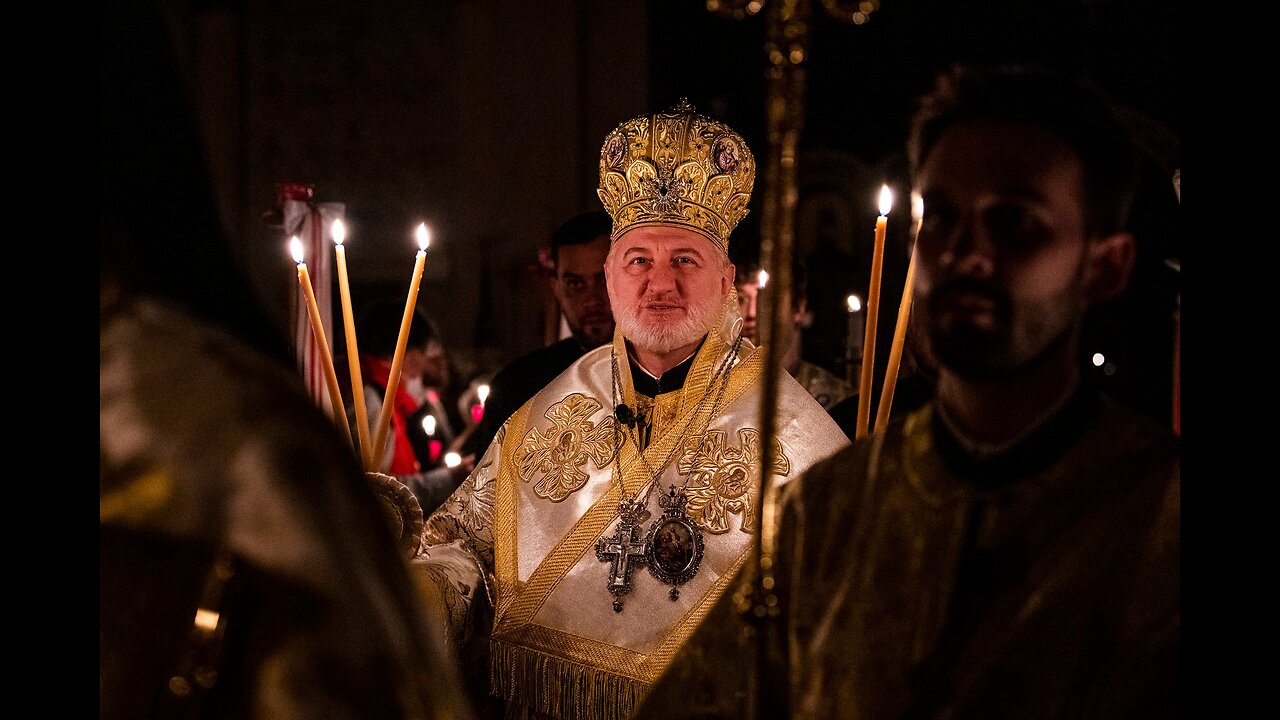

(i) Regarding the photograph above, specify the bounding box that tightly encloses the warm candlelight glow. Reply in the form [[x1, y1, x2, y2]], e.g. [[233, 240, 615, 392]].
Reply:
[[844, 293, 866, 385], [857, 188, 892, 438], [422, 414, 437, 436], [477, 384, 491, 406], [291, 237, 353, 448], [332, 217, 371, 468], [875, 191, 926, 431], [193, 608, 220, 631], [1092, 353, 1106, 367], [444, 452, 462, 468], [370, 223, 431, 471], [757, 269, 769, 289]]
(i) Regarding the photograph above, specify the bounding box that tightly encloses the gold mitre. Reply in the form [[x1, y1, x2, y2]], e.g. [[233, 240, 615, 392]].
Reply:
[[597, 99, 755, 254]]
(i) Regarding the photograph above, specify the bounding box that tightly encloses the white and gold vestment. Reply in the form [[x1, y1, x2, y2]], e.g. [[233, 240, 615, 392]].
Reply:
[[413, 326, 848, 720]]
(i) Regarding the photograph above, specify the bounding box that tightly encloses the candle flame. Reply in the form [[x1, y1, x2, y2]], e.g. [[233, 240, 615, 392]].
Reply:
[[878, 185, 893, 216], [757, 269, 769, 289], [331, 218, 347, 245], [911, 192, 925, 226], [444, 452, 462, 468], [477, 384, 490, 405], [847, 294, 862, 313], [416, 222, 431, 251], [289, 236, 304, 264], [1092, 352, 1105, 367], [422, 414, 437, 436]]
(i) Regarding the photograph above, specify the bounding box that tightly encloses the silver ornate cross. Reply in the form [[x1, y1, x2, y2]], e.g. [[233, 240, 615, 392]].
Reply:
[[595, 501, 649, 612]]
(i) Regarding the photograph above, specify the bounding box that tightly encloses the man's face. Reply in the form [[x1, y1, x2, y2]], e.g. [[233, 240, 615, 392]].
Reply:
[[735, 278, 760, 342], [734, 273, 801, 344], [913, 118, 1093, 380], [553, 235, 614, 349], [605, 225, 735, 355], [421, 340, 449, 388]]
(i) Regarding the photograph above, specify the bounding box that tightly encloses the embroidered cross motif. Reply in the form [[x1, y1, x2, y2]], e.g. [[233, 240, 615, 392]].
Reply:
[[515, 393, 618, 502], [676, 428, 790, 534]]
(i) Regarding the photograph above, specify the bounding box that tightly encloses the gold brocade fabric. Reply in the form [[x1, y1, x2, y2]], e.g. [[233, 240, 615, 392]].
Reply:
[[102, 298, 472, 720], [414, 327, 850, 720], [632, 397, 1180, 720]]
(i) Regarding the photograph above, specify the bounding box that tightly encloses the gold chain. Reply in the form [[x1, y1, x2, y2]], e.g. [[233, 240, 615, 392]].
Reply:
[[609, 333, 745, 509]]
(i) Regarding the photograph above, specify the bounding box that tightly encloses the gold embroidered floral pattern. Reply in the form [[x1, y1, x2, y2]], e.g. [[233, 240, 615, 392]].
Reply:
[[515, 393, 618, 502], [677, 428, 790, 534], [423, 439, 498, 567]]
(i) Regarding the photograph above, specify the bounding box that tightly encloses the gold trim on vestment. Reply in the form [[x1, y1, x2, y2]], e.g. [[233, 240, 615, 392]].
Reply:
[[490, 329, 765, 691]]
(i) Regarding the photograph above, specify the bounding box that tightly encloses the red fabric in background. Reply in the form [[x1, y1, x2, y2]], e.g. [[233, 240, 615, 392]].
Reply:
[[360, 356, 421, 474]]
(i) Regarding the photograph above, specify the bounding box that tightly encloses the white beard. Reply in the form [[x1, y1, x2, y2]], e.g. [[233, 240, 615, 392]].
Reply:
[[616, 290, 728, 355]]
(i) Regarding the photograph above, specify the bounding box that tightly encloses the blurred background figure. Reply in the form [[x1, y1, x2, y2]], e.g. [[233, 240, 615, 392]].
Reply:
[[352, 298, 473, 514], [463, 210, 614, 459], [732, 246, 854, 411], [826, 306, 938, 440], [100, 1, 471, 717]]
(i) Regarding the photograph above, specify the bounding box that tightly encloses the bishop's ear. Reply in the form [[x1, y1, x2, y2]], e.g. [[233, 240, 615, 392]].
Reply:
[[1085, 230, 1136, 304]]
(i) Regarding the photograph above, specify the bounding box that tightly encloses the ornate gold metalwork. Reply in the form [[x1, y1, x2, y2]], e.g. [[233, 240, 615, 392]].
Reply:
[[597, 99, 756, 254]]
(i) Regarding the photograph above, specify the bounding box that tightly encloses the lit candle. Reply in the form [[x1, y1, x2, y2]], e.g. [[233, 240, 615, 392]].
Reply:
[[875, 192, 923, 431], [844, 294, 863, 385], [332, 218, 374, 470], [856, 184, 892, 439], [755, 269, 769, 345], [875, 257, 917, 431], [371, 222, 431, 472], [291, 237, 354, 448], [472, 383, 491, 424]]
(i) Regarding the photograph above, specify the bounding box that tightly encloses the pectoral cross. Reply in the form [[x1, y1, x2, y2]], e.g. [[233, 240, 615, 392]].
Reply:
[[596, 502, 649, 612]]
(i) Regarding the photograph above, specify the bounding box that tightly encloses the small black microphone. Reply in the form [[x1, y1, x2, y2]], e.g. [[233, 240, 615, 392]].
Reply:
[[615, 404, 636, 427]]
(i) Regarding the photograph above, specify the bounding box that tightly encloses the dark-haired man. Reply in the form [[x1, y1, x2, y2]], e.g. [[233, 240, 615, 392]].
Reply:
[[635, 63, 1180, 720], [733, 254, 853, 410], [466, 210, 615, 459]]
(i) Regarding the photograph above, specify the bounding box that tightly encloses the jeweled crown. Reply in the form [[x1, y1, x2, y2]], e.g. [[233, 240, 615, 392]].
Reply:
[[597, 99, 755, 254]]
